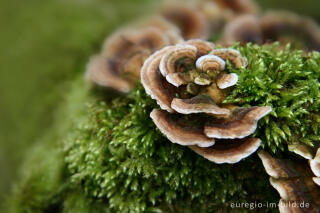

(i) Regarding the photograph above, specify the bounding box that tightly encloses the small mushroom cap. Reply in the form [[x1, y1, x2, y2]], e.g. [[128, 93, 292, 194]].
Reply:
[[141, 46, 177, 112], [217, 73, 239, 89], [86, 55, 132, 93], [195, 55, 226, 71], [150, 109, 215, 147], [185, 39, 215, 56], [210, 48, 248, 68], [313, 177, 320, 186], [190, 137, 261, 164], [204, 106, 272, 139], [221, 15, 263, 46], [257, 150, 301, 179], [160, 44, 197, 77], [171, 95, 230, 115], [288, 143, 314, 160], [160, 3, 210, 39]]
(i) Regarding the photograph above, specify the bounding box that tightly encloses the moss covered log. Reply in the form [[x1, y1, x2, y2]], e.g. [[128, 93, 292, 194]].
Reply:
[[7, 43, 320, 213]]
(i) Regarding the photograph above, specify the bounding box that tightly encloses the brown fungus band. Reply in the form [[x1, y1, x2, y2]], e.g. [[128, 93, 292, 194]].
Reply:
[[141, 40, 272, 164], [258, 150, 320, 213], [221, 11, 320, 51], [86, 17, 182, 93]]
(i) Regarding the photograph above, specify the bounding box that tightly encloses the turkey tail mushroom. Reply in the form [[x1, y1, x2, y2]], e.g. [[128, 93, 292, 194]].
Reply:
[[258, 150, 320, 213]]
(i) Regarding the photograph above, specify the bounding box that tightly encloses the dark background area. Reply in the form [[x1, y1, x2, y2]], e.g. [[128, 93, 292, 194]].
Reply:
[[1, 0, 319, 208]]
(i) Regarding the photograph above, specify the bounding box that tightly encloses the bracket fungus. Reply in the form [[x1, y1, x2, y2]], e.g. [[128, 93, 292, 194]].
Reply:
[[141, 40, 272, 164], [288, 144, 320, 187], [86, 19, 182, 93], [160, 3, 210, 40], [258, 150, 320, 213], [221, 10, 320, 51]]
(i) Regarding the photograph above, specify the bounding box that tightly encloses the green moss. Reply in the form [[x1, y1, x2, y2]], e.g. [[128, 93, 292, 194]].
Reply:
[[225, 43, 320, 153], [63, 86, 278, 212]]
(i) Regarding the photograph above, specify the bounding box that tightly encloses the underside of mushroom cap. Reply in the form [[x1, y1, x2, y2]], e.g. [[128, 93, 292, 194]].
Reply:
[[190, 137, 261, 164], [221, 15, 263, 46], [171, 95, 230, 115], [141, 46, 177, 112], [204, 106, 272, 139], [161, 3, 210, 39], [210, 48, 248, 68], [86, 55, 132, 93], [150, 109, 215, 147]]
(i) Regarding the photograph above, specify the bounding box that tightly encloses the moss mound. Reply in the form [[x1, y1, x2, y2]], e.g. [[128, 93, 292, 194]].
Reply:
[[8, 43, 320, 212]]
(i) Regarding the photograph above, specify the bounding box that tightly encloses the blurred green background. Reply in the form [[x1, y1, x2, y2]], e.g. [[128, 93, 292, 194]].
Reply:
[[1, 0, 320, 209]]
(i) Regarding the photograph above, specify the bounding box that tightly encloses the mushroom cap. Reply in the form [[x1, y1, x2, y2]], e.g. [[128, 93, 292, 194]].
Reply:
[[139, 16, 184, 44], [165, 73, 193, 87], [171, 95, 230, 115], [313, 177, 320, 186], [86, 55, 132, 93], [210, 48, 248, 68], [160, 3, 210, 39], [87, 26, 176, 93], [310, 160, 320, 178], [195, 55, 226, 71], [309, 148, 320, 177], [160, 44, 197, 77], [270, 177, 319, 202], [185, 39, 215, 56], [257, 150, 301, 179], [190, 137, 261, 164], [141, 46, 177, 112], [216, 73, 239, 89], [102, 27, 170, 58], [220, 15, 263, 46], [204, 106, 272, 139], [150, 109, 215, 147], [258, 150, 320, 212], [260, 11, 320, 51], [288, 144, 314, 160]]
